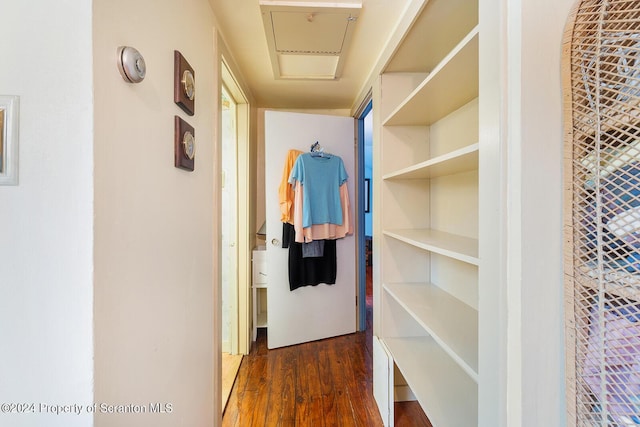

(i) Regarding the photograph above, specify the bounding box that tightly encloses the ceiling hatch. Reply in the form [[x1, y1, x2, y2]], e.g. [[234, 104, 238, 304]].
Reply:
[[259, 1, 362, 80]]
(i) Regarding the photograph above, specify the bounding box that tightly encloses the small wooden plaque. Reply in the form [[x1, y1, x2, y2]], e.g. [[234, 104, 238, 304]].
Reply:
[[174, 50, 195, 116], [174, 116, 195, 171]]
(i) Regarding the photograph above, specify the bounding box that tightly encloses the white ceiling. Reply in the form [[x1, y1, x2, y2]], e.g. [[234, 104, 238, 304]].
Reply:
[[208, 0, 409, 110]]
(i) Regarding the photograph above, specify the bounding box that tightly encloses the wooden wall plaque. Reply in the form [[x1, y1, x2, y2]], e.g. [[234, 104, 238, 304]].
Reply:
[[174, 50, 195, 116], [174, 116, 195, 171]]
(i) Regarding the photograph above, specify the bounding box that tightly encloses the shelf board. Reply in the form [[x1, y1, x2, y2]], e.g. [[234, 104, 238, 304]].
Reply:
[[384, 0, 478, 73], [383, 27, 479, 127], [383, 143, 478, 180], [254, 283, 268, 289], [383, 336, 478, 427], [383, 228, 479, 265], [384, 282, 478, 379]]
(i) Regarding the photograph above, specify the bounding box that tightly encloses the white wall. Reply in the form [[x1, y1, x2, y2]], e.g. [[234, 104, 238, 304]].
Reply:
[[0, 2, 94, 427], [93, 0, 218, 426]]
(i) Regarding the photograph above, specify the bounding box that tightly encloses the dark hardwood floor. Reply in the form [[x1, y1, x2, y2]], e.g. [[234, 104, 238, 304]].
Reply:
[[222, 266, 432, 427]]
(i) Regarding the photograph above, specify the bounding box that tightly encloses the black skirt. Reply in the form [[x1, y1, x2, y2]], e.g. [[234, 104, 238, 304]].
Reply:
[[283, 223, 337, 291]]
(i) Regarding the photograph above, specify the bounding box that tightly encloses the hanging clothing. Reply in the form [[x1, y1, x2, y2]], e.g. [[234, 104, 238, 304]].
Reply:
[[292, 181, 353, 243], [282, 148, 351, 290], [278, 149, 303, 224], [282, 222, 294, 249], [288, 152, 348, 228], [284, 223, 336, 290], [301, 239, 324, 258]]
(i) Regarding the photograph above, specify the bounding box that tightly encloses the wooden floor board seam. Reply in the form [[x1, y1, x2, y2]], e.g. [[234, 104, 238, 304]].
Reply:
[[222, 267, 431, 426]]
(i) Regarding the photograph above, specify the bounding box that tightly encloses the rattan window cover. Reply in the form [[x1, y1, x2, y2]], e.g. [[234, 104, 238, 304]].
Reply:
[[563, 0, 640, 425]]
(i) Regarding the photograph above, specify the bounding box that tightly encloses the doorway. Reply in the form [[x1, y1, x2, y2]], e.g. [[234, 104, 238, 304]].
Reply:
[[220, 59, 251, 409], [264, 111, 357, 349], [358, 99, 373, 331]]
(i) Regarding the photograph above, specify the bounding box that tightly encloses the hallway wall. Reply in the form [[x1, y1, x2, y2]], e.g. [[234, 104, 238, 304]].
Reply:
[[93, 0, 219, 426], [0, 3, 94, 427]]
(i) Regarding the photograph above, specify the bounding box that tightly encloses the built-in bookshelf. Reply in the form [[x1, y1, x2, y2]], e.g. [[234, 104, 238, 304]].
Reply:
[[374, 0, 481, 424]]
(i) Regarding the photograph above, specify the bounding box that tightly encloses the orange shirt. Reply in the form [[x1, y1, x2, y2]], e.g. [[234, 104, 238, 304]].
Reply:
[[278, 149, 303, 223]]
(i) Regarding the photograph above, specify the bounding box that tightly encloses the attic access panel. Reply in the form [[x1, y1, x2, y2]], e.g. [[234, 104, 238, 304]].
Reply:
[[259, 1, 362, 80]]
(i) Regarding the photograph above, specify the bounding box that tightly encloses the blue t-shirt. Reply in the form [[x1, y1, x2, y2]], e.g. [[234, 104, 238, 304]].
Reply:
[[289, 152, 348, 228]]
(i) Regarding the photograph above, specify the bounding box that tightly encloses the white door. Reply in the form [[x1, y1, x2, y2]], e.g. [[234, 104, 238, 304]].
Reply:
[[264, 110, 356, 349], [221, 85, 238, 354]]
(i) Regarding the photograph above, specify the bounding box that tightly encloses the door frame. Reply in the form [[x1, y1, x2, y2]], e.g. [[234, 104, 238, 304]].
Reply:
[[355, 95, 372, 331], [221, 58, 251, 355]]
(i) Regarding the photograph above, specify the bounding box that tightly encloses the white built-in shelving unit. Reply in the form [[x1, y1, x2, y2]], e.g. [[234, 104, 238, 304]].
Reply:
[[373, 0, 483, 425], [252, 246, 267, 341]]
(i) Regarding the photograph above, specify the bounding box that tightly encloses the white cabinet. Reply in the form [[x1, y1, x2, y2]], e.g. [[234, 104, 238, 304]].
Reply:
[[252, 246, 267, 341], [373, 0, 488, 425]]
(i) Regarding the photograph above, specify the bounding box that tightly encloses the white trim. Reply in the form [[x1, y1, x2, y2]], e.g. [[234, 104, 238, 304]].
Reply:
[[505, 0, 523, 424], [236, 101, 251, 355], [351, 0, 427, 115], [259, 0, 362, 8], [221, 57, 252, 355]]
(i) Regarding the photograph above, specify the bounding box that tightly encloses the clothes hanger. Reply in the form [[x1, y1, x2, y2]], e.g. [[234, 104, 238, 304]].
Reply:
[[310, 141, 332, 158]]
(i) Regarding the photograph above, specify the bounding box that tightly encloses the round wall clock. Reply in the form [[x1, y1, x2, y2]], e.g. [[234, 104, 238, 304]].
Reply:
[[182, 130, 195, 160], [182, 70, 195, 101]]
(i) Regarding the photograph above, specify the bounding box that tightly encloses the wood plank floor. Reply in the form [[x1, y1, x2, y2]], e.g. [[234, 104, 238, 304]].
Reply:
[[222, 266, 432, 427], [222, 352, 243, 409]]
